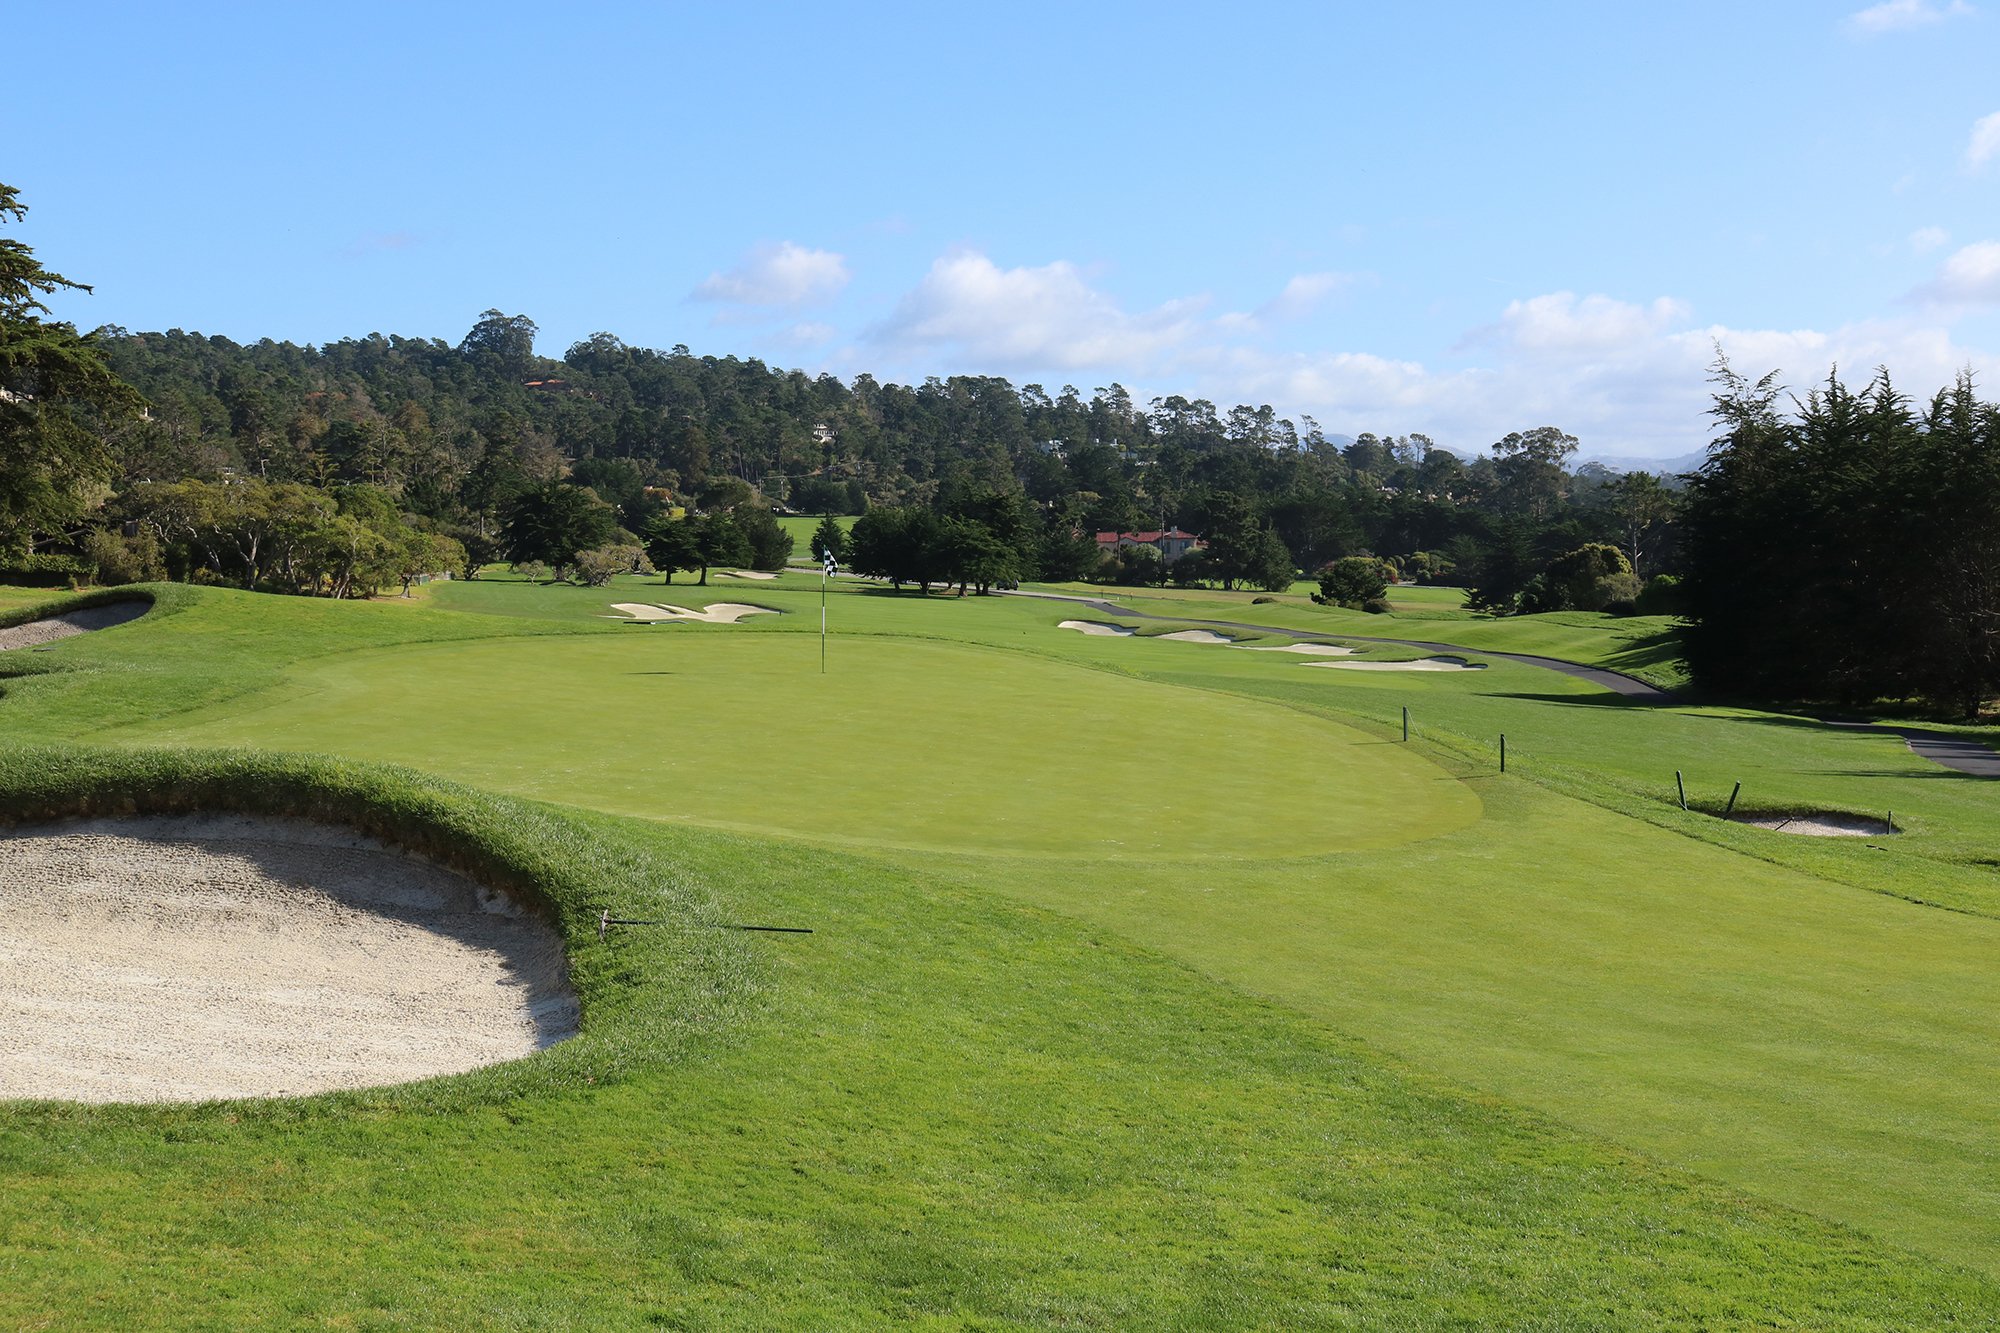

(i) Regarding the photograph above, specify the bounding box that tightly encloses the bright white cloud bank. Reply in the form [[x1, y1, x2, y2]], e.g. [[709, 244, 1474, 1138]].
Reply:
[[693, 242, 849, 307], [1845, 0, 1975, 35], [865, 250, 2000, 460]]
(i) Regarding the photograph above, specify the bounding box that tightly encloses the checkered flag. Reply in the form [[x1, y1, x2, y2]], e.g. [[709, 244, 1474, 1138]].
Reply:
[[824, 549, 838, 577]]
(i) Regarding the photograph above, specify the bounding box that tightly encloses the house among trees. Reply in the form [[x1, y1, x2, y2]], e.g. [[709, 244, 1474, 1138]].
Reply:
[[1095, 528, 1202, 565]]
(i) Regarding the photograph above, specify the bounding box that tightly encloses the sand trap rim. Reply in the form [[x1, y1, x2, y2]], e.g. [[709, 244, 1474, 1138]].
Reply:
[[0, 745, 579, 935], [0, 586, 161, 638]]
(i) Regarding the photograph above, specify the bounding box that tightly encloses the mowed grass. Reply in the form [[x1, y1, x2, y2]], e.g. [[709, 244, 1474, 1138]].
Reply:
[[116, 632, 1479, 859], [778, 512, 856, 552], [4, 759, 1990, 1327], [8, 581, 2000, 1312]]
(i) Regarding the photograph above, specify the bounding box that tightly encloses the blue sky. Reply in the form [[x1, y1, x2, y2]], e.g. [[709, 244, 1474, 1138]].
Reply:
[[12, 1, 1999, 458]]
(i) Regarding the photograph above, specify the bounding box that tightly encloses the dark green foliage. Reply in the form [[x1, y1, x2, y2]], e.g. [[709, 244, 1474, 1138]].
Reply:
[[502, 482, 617, 576], [1636, 572, 1685, 617], [643, 512, 702, 584], [0, 183, 143, 557], [74, 303, 1679, 603], [1314, 555, 1393, 608], [733, 504, 793, 571], [1528, 543, 1640, 613], [808, 514, 846, 563], [1683, 363, 2000, 714]]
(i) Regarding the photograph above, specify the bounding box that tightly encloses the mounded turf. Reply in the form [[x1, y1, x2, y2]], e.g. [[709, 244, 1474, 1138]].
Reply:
[[117, 632, 1478, 859], [8, 578, 2000, 1320], [1, 749, 1995, 1328]]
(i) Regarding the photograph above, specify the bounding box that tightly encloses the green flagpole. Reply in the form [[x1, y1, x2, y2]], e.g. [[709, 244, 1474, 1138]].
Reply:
[[820, 563, 828, 674]]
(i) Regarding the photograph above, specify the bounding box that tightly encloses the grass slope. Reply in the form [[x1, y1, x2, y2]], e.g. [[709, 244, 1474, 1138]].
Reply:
[[6, 580, 2000, 1312], [0, 751, 1993, 1328]]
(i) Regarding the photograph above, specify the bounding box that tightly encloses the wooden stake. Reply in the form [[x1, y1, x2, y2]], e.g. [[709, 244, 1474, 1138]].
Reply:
[[1675, 770, 1687, 810], [1499, 733, 1506, 772], [1724, 781, 1741, 817]]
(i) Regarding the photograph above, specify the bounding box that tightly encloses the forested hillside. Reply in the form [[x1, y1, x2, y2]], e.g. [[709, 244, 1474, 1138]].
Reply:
[[27, 309, 1674, 599]]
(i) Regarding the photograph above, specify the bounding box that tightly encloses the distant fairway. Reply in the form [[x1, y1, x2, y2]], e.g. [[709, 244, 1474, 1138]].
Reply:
[[127, 631, 1479, 859]]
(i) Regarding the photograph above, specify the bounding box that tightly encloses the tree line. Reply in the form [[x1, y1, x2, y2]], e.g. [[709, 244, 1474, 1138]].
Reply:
[[1683, 362, 2000, 716]]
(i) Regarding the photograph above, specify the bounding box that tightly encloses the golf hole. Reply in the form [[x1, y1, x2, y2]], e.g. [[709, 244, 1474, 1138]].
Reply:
[[0, 814, 577, 1104]]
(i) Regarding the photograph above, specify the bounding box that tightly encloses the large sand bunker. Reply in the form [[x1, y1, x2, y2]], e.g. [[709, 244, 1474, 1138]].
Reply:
[[0, 815, 577, 1103], [1058, 620, 1136, 636], [1234, 643, 1357, 656], [1157, 629, 1238, 645], [0, 600, 150, 652], [609, 602, 778, 624]]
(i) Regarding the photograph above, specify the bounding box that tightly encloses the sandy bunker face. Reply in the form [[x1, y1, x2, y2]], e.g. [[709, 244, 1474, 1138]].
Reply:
[[0, 815, 577, 1104], [0, 600, 150, 652]]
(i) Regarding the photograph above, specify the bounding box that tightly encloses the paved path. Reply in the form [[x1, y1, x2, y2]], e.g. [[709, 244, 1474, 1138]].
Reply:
[[1007, 590, 2000, 776]]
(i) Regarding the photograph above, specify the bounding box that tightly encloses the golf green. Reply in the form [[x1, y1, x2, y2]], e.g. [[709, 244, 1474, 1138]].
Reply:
[[128, 631, 1480, 859]]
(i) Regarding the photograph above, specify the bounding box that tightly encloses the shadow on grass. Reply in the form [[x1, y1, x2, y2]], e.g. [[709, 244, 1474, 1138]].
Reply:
[[1485, 692, 1667, 709]]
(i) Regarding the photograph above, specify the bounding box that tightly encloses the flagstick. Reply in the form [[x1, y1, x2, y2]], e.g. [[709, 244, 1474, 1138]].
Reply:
[[820, 564, 828, 674]]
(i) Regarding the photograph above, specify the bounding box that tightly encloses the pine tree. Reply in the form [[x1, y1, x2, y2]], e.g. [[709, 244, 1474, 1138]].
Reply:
[[0, 182, 143, 556]]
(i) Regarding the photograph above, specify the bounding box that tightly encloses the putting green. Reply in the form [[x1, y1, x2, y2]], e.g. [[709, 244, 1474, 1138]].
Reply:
[[128, 632, 1480, 859]]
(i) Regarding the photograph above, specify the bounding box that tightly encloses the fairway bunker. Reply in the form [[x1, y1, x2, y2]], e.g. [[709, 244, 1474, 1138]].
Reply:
[[0, 599, 150, 652], [1235, 642, 1358, 656], [1157, 629, 1239, 645], [1058, 619, 1136, 636], [609, 602, 779, 624], [0, 814, 577, 1104], [1729, 812, 1898, 838], [1307, 656, 1488, 672], [718, 569, 779, 580]]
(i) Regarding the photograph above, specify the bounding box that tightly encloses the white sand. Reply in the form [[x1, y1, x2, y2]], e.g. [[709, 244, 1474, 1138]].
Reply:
[[0, 814, 577, 1104], [1306, 657, 1487, 672], [0, 600, 150, 652], [609, 602, 780, 624], [720, 570, 779, 580], [1731, 813, 1897, 838], [1234, 643, 1357, 656], [1158, 630, 1236, 645], [1058, 620, 1136, 636]]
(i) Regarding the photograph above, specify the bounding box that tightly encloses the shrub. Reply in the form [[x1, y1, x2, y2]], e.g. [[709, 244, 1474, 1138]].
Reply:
[[1361, 597, 1393, 615], [1636, 573, 1686, 617], [0, 552, 91, 587], [1313, 556, 1393, 609], [81, 526, 167, 585]]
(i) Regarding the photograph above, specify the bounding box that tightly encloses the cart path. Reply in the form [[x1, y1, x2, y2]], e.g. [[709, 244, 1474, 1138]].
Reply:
[[1007, 590, 2000, 777]]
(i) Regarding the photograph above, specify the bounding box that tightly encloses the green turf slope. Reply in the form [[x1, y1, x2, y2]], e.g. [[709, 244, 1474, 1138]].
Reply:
[[10, 581, 2000, 1306], [0, 750, 1994, 1328]]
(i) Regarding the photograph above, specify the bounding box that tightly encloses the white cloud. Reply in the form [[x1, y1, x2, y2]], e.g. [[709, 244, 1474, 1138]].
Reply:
[[1912, 240, 2000, 306], [1845, 0, 1974, 34], [871, 250, 1204, 370], [1468, 291, 1691, 355], [692, 242, 850, 307], [1216, 272, 1359, 333], [1178, 304, 1997, 460], [1967, 111, 2000, 170], [859, 254, 1999, 459], [1911, 225, 1950, 253]]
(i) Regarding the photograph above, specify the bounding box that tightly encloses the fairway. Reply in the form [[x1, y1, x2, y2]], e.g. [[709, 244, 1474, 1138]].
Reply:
[[124, 631, 1480, 859]]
